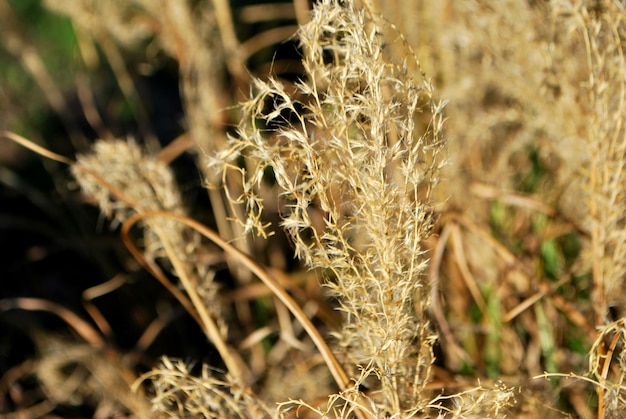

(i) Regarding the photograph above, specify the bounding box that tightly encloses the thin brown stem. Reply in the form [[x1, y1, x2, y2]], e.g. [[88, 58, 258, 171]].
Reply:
[[126, 210, 352, 392]]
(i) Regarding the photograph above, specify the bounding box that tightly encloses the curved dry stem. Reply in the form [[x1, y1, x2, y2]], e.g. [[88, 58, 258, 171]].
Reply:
[[119, 222, 202, 327], [1, 131, 74, 166], [0, 297, 105, 347], [2, 130, 204, 330], [125, 210, 352, 392], [121, 212, 248, 386]]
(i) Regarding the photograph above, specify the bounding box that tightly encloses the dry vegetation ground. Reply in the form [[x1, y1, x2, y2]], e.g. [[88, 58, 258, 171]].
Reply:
[[1, 0, 626, 417]]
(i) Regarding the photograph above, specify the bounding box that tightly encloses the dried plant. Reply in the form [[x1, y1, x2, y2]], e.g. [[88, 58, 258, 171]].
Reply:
[[4, 0, 626, 418], [136, 356, 272, 418], [380, 0, 626, 416], [560, 0, 626, 324], [210, 0, 446, 415]]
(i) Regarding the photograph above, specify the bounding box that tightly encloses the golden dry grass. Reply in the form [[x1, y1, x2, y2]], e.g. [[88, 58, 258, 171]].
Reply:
[[1, 0, 626, 417]]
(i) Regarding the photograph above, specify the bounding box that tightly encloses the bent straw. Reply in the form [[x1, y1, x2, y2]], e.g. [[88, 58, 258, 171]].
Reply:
[[121, 210, 352, 392]]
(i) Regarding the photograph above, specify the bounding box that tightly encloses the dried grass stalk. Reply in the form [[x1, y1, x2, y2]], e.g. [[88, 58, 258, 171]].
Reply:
[[211, 0, 446, 415], [565, 1, 626, 324]]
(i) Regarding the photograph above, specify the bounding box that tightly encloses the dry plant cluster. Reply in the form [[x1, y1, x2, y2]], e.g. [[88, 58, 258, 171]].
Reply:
[[1, 0, 626, 417]]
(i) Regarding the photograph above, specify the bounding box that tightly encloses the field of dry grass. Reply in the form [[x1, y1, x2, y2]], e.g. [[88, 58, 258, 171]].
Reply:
[[1, 0, 626, 417]]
